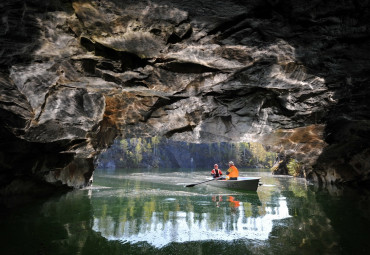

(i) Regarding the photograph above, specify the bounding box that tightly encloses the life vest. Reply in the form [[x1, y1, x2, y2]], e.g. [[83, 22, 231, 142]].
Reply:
[[226, 165, 239, 178], [211, 168, 222, 177]]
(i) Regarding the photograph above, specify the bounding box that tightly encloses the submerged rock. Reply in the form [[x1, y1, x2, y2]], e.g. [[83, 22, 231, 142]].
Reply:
[[0, 0, 369, 192]]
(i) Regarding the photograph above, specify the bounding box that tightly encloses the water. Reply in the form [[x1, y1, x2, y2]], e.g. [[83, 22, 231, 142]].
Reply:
[[1, 168, 370, 255]]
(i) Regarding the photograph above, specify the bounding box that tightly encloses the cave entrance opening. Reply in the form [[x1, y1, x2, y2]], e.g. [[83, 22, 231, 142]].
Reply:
[[96, 136, 277, 171]]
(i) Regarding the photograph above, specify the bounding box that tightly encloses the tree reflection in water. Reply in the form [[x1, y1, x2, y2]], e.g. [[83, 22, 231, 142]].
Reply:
[[3, 169, 367, 254], [91, 187, 291, 248]]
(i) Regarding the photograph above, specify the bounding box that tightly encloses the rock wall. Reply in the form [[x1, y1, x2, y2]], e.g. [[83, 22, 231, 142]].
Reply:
[[0, 0, 369, 191]]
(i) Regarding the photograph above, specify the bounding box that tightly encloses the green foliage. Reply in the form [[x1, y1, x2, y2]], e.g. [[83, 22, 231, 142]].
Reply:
[[270, 163, 279, 172], [101, 136, 277, 169], [120, 139, 128, 152], [151, 136, 160, 145], [135, 138, 143, 164], [246, 142, 276, 168], [235, 143, 241, 164], [287, 159, 302, 176]]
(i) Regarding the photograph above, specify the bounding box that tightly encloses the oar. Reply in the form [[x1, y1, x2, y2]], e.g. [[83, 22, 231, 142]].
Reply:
[[185, 176, 222, 187]]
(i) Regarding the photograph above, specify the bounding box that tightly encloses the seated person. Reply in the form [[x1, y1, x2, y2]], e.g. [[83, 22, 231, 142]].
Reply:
[[226, 161, 239, 180], [211, 164, 223, 179]]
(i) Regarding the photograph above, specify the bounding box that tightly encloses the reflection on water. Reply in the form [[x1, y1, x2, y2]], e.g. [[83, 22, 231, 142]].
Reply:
[[92, 191, 291, 248], [1, 168, 370, 255]]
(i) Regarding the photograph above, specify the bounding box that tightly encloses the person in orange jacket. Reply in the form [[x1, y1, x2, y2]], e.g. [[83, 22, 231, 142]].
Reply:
[[226, 161, 239, 180], [211, 164, 223, 179]]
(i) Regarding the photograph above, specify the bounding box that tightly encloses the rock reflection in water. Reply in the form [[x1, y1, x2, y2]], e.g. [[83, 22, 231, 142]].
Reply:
[[2, 170, 368, 254], [92, 191, 291, 248]]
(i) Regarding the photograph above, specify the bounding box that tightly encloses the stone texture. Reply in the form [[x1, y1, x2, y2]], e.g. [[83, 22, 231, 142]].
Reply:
[[0, 0, 370, 192]]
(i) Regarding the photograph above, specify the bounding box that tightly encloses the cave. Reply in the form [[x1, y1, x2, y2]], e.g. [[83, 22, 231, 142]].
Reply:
[[0, 0, 370, 195], [1, 1, 370, 254]]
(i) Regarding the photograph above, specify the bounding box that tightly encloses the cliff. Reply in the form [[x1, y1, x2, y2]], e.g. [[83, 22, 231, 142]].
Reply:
[[96, 138, 275, 169]]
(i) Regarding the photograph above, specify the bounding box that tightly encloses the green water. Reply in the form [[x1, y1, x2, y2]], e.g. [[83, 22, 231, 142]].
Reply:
[[1, 168, 370, 255]]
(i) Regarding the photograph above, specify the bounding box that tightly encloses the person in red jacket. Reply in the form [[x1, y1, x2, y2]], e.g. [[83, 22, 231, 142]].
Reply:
[[211, 164, 223, 179]]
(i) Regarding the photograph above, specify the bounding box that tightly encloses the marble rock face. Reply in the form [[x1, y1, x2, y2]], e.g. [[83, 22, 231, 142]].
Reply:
[[0, 0, 369, 191]]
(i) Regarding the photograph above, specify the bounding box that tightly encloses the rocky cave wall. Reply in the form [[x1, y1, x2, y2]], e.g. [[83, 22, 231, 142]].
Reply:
[[0, 0, 369, 192]]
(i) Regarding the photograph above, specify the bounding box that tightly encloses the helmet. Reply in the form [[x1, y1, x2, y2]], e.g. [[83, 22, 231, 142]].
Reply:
[[228, 161, 234, 165], [214, 164, 218, 167]]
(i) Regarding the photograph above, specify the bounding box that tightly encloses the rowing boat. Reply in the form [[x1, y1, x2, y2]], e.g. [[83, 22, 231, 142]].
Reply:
[[206, 177, 261, 191]]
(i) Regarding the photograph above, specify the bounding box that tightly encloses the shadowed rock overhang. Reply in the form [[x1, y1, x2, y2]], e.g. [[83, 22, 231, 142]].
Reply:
[[0, 0, 369, 192]]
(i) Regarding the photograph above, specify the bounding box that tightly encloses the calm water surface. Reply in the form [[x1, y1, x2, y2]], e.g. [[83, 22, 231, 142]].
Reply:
[[1, 168, 370, 255]]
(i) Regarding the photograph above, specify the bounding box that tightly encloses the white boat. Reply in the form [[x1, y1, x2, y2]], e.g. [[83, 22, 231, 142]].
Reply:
[[207, 177, 261, 191]]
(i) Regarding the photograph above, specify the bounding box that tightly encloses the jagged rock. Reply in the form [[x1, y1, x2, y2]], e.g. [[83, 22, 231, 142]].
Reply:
[[0, 0, 370, 192]]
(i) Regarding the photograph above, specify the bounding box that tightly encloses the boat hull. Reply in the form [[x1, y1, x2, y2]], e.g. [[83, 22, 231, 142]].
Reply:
[[207, 177, 261, 191]]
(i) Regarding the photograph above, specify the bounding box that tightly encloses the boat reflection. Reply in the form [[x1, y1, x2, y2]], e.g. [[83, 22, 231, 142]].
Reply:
[[92, 192, 292, 248]]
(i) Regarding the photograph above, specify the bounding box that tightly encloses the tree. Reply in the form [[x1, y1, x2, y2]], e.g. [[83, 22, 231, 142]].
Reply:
[[151, 136, 161, 156], [135, 138, 143, 164], [287, 159, 302, 176]]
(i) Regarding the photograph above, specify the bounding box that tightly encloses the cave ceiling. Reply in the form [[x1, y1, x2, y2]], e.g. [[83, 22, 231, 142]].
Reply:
[[0, 0, 369, 187]]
